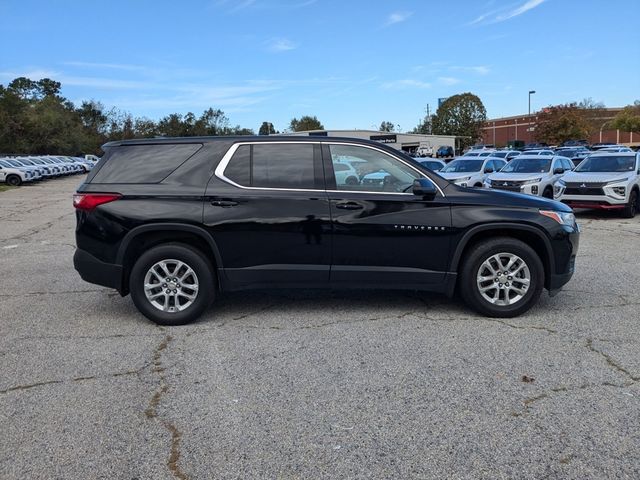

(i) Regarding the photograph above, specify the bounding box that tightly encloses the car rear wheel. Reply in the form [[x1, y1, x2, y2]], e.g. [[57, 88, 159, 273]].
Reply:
[[622, 190, 638, 218], [130, 244, 215, 326], [345, 176, 359, 185], [460, 237, 544, 318], [6, 175, 22, 186]]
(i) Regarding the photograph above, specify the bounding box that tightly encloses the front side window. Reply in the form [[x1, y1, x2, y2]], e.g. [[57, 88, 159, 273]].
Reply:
[[329, 144, 419, 193], [224, 143, 316, 189]]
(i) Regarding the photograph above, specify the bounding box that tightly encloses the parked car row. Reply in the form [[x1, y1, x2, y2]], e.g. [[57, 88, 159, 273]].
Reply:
[[420, 150, 640, 218], [0, 155, 96, 186]]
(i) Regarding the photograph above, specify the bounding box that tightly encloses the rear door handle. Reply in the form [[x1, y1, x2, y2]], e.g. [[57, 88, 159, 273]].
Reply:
[[335, 202, 363, 210], [211, 200, 238, 207]]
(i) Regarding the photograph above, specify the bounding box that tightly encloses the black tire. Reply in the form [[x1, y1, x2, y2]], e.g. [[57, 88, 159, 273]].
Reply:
[[474, 183, 483, 188], [6, 174, 22, 186], [129, 244, 215, 326], [345, 176, 359, 185], [622, 190, 638, 219], [542, 186, 553, 199], [459, 237, 544, 318]]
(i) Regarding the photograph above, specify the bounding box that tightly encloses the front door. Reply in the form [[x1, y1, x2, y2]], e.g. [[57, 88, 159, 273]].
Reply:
[[203, 141, 332, 288], [323, 143, 452, 287]]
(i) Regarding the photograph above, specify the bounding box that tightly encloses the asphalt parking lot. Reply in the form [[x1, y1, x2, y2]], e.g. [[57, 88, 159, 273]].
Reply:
[[1, 176, 639, 480]]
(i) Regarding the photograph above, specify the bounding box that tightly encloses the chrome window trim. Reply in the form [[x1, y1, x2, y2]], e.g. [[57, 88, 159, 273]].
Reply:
[[215, 140, 445, 197]]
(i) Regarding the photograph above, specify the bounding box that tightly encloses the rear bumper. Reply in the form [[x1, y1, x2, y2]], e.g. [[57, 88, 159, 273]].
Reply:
[[74, 248, 124, 293]]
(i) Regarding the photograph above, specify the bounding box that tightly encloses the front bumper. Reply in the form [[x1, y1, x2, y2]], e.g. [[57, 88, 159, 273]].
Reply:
[[548, 226, 579, 295], [560, 194, 626, 210], [74, 248, 124, 294]]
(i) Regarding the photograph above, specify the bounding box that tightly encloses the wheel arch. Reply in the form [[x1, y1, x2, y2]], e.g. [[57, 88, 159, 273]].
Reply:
[[450, 223, 554, 290], [117, 223, 223, 295]]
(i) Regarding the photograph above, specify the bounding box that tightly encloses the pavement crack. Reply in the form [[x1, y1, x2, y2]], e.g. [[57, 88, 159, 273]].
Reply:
[[0, 363, 151, 395], [144, 330, 188, 480], [512, 381, 633, 417], [483, 318, 557, 334], [586, 338, 640, 382], [0, 288, 107, 298]]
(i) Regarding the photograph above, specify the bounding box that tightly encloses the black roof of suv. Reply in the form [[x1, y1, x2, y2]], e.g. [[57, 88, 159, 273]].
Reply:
[[74, 135, 580, 325]]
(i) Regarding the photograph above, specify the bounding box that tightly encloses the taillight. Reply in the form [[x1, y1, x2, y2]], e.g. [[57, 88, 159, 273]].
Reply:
[[73, 193, 121, 211]]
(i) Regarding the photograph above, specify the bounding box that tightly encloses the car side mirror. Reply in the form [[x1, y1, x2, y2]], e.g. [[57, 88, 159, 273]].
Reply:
[[412, 178, 437, 198], [484, 168, 494, 173], [553, 168, 564, 174]]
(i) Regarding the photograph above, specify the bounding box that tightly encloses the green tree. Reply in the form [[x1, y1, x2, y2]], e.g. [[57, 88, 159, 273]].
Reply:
[[412, 114, 433, 134], [259, 121, 276, 135], [431, 93, 486, 148], [379, 121, 395, 132], [289, 115, 324, 132], [535, 104, 595, 144], [611, 102, 640, 133]]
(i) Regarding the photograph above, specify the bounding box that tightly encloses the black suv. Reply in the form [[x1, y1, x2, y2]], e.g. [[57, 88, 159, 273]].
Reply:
[[73, 136, 579, 325]]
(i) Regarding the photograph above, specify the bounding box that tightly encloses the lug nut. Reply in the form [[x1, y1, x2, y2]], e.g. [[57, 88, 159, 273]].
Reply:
[[162, 283, 167, 287], [505, 282, 510, 286], [508, 276, 512, 280], [499, 283, 503, 287], [165, 289, 171, 294]]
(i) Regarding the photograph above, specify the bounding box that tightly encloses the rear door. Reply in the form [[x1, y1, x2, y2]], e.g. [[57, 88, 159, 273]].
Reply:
[[203, 141, 332, 288], [323, 142, 452, 288]]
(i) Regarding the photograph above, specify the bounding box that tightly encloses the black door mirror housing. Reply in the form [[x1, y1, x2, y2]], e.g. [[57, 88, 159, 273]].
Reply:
[[412, 178, 437, 198], [553, 168, 564, 174], [484, 168, 494, 173]]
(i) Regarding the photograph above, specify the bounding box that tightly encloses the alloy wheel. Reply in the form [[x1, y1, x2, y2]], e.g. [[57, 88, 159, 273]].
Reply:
[[143, 259, 199, 313], [476, 252, 531, 306]]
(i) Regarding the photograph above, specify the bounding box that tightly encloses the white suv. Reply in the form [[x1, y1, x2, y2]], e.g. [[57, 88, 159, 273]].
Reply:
[[555, 152, 640, 218], [485, 155, 573, 198], [439, 157, 506, 187], [0, 163, 31, 186]]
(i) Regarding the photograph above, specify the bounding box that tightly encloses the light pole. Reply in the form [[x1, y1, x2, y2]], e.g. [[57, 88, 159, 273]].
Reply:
[[528, 90, 536, 142]]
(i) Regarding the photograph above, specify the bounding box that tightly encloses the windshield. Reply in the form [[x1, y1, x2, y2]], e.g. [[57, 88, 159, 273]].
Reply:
[[576, 155, 636, 173], [501, 157, 552, 173], [441, 159, 483, 173], [420, 161, 443, 171], [6, 159, 24, 167]]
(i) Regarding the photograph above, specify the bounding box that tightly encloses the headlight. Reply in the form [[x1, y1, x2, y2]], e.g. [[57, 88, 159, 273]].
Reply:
[[540, 210, 576, 227], [523, 178, 543, 185], [454, 176, 472, 183]]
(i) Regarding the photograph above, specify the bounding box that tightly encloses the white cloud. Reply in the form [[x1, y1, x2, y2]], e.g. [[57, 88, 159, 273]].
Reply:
[[468, 0, 546, 25], [438, 77, 461, 86], [495, 0, 546, 22], [451, 65, 490, 75], [63, 61, 148, 72], [385, 11, 413, 26], [266, 38, 297, 52], [381, 79, 431, 90]]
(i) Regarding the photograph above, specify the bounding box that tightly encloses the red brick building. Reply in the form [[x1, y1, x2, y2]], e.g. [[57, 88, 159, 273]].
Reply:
[[482, 108, 639, 147]]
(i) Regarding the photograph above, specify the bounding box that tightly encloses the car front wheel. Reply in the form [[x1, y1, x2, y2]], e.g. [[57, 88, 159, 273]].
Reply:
[[6, 175, 22, 186], [460, 237, 544, 317], [129, 244, 215, 326], [622, 190, 638, 218]]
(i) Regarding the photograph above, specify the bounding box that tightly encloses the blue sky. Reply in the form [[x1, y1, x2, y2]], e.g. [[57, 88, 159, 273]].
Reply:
[[1, 0, 639, 132]]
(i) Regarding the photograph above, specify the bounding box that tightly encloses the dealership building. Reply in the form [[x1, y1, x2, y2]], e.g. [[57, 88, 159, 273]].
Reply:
[[284, 129, 458, 154], [482, 108, 640, 147]]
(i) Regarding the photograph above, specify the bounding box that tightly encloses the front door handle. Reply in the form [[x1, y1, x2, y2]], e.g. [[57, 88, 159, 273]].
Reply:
[[211, 200, 238, 207], [335, 202, 363, 210]]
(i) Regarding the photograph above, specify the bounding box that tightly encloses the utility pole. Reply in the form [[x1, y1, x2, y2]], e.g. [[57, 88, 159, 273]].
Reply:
[[426, 104, 431, 134]]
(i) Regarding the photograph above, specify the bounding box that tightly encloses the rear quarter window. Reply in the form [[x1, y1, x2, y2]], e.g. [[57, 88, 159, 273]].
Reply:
[[89, 144, 202, 184]]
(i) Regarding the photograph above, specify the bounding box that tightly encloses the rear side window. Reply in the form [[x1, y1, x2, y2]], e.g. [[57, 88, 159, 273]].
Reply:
[[90, 144, 202, 184], [223, 143, 316, 189]]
